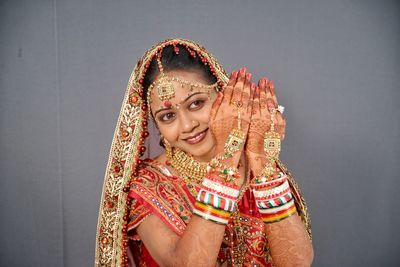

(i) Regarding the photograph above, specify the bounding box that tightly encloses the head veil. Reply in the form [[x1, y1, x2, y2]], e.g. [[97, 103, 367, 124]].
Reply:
[[95, 38, 311, 267]]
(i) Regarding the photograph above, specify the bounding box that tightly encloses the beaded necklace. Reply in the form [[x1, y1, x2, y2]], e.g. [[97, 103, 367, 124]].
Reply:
[[169, 147, 208, 197]]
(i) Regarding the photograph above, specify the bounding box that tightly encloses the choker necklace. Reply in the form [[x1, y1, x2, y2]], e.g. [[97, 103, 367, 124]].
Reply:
[[168, 147, 208, 197]]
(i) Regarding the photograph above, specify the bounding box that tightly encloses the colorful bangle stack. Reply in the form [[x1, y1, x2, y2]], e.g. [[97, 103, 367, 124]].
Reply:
[[193, 175, 240, 225], [252, 173, 297, 224]]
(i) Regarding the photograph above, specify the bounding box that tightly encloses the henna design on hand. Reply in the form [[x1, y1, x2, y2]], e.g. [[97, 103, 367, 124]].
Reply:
[[264, 215, 314, 266], [245, 78, 286, 178]]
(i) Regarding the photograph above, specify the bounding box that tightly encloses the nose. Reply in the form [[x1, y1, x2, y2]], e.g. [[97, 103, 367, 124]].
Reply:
[[179, 113, 198, 133]]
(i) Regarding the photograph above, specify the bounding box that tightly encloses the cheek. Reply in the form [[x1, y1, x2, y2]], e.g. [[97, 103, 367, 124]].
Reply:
[[192, 102, 213, 123], [158, 122, 180, 141], [201, 102, 214, 123]]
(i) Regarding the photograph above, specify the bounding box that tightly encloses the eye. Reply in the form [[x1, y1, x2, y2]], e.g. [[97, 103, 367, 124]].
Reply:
[[158, 112, 176, 123], [189, 99, 205, 110]]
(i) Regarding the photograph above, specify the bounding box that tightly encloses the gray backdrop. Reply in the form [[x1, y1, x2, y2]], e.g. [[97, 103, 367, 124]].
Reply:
[[1, 0, 399, 266]]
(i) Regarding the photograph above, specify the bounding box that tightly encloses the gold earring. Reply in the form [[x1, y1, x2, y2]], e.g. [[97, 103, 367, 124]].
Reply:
[[163, 138, 173, 160]]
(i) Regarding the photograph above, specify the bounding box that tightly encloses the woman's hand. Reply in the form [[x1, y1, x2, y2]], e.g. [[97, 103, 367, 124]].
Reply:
[[245, 78, 286, 177], [209, 67, 254, 168]]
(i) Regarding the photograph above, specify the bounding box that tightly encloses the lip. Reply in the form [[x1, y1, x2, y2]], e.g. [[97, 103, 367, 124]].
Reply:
[[183, 129, 208, 145]]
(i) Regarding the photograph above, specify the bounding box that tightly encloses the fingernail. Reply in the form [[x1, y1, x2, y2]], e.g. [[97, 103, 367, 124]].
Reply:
[[251, 83, 256, 90], [232, 70, 238, 78], [240, 67, 246, 75], [246, 73, 252, 80], [270, 86, 275, 96], [268, 80, 274, 89], [260, 79, 265, 87]]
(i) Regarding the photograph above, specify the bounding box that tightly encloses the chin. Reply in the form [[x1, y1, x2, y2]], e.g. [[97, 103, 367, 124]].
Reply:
[[185, 139, 215, 161], [174, 129, 216, 161]]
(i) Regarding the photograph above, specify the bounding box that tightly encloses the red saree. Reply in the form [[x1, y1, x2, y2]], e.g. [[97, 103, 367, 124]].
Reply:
[[126, 159, 289, 266]]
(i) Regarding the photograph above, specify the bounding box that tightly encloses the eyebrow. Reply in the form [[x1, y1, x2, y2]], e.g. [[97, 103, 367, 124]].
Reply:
[[153, 92, 208, 117]]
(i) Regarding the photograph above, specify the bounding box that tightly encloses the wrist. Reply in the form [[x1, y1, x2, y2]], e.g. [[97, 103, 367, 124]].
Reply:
[[250, 173, 297, 224], [248, 155, 276, 178], [193, 173, 240, 225]]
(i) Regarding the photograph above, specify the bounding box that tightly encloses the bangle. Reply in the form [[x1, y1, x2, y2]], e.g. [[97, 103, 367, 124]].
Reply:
[[261, 203, 297, 224], [200, 186, 238, 201], [251, 174, 287, 190], [202, 176, 240, 198], [256, 192, 293, 209], [253, 180, 290, 200], [193, 210, 229, 225], [194, 174, 240, 225], [197, 189, 235, 212], [253, 171, 285, 184], [258, 199, 295, 214], [193, 201, 231, 224]]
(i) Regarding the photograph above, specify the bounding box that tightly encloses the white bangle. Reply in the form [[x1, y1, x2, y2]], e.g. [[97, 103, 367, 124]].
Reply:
[[258, 199, 295, 214]]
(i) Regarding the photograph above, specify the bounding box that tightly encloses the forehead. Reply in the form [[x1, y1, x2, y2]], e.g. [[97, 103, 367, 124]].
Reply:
[[150, 70, 211, 104]]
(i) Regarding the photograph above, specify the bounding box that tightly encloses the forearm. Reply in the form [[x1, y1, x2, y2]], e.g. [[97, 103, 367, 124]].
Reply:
[[264, 214, 314, 267], [170, 216, 226, 266], [138, 213, 225, 267], [138, 170, 237, 266], [169, 169, 242, 266], [249, 157, 314, 266]]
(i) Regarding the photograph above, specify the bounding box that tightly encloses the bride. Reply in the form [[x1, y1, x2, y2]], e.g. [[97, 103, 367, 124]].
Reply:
[[95, 38, 313, 267]]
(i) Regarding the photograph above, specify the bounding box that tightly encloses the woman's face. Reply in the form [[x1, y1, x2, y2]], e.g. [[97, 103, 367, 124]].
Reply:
[[150, 70, 217, 162]]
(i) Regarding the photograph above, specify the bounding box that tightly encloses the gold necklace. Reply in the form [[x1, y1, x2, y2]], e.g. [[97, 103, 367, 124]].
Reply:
[[169, 147, 208, 197]]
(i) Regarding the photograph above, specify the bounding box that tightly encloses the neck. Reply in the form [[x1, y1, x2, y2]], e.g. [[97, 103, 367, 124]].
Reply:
[[192, 146, 216, 163]]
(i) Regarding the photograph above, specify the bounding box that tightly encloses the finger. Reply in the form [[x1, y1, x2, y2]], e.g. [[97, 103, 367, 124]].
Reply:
[[275, 107, 284, 127], [264, 77, 274, 105], [231, 67, 246, 105], [267, 99, 276, 115], [259, 78, 268, 110], [222, 70, 238, 105], [281, 118, 286, 140], [252, 86, 261, 116], [241, 72, 252, 111], [268, 80, 278, 106], [209, 92, 223, 120], [247, 83, 256, 115]]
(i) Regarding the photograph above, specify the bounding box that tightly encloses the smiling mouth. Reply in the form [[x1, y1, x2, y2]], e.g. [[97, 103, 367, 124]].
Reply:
[[183, 129, 208, 145]]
